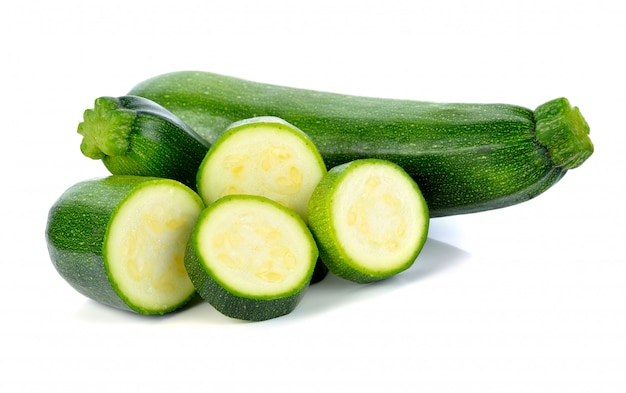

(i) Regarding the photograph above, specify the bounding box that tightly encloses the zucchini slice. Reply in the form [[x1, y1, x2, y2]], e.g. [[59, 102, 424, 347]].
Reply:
[[46, 176, 204, 315], [184, 195, 318, 321], [308, 159, 429, 283], [196, 116, 326, 222]]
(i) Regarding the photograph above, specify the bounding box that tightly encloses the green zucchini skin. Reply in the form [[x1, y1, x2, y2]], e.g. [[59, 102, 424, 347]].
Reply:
[[129, 71, 593, 217], [46, 176, 150, 313], [77, 95, 210, 190]]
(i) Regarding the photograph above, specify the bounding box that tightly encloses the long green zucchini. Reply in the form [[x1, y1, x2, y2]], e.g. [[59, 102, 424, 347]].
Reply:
[[128, 71, 593, 217]]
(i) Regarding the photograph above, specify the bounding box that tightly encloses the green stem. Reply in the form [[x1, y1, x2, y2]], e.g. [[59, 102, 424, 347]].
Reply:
[[534, 97, 593, 169], [77, 97, 136, 160]]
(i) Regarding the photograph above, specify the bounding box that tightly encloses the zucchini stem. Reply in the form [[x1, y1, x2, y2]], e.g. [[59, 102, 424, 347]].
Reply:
[[534, 98, 593, 169], [77, 97, 136, 159]]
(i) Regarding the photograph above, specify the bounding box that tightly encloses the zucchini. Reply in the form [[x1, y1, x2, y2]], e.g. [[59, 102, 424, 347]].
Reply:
[[77, 95, 210, 190], [308, 159, 429, 283], [45, 176, 204, 315], [310, 259, 329, 284], [184, 195, 318, 321], [128, 71, 594, 217], [196, 116, 326, 222]]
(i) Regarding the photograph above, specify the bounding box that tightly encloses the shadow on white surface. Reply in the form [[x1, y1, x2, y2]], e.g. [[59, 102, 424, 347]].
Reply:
[[71, 237, 470, 324], [296, 238, 471, 317]]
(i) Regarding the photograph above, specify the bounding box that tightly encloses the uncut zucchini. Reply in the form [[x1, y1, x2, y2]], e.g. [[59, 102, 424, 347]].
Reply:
[[308, 159, 429, 283], [77, 95, 210, 190], [46, 176, 203, 315], [184, 195, 318, 321], [129, 71, 594, 217]]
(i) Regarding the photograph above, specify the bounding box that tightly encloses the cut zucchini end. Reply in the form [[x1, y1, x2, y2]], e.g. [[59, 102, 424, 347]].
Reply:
[[309, 159, 429, 283], [196, 116, 327, 222], [186, 194, 318, 321], [105, 178, 204, 315]]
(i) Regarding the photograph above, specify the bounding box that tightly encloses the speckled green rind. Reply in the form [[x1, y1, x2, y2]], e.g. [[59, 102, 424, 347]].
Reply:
[[45, 176, 200, 315], [129, 71, 593, 217], [184, 195, 318, 321], [308, 159, 429, 284]]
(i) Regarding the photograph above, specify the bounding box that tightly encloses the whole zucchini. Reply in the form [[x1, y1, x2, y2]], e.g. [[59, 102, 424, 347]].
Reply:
[[128, 71, 593, 217]]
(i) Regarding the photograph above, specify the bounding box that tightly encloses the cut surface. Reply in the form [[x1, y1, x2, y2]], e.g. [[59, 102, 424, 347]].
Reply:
[[198, 118, 326, 221], [106, 181, 202, 312], [195, 195, 316, 298], [331, 161, 428, 273]]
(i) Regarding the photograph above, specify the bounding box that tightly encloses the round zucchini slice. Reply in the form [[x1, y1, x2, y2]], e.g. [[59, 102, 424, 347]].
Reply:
[[308, 159, 429, 283], [196, 116, 326, 222], [184, 194, 318, 321]]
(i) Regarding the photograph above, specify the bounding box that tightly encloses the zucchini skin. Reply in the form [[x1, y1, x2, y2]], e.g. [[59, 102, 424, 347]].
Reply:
[[129, 71, 593, 217], [77, 95, 210, 190], [46, 176, 148, 313]]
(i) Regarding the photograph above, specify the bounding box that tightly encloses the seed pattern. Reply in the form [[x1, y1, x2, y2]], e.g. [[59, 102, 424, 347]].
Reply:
[[275, 165, 303, 194], [217, 252, 242, 269], [122, 210, 193, 293], [346, 175, 408, 252], [213, 216, 299, 284], [154, 267, 177, 293], [165, 217, 185, 230], [219, 146, 303, 203], [224, 154, 249, 179], [144, 213, 164, 234]]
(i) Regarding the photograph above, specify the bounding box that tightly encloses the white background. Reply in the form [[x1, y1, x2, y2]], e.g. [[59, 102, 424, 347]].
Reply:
[[1, 1, 624, 392]]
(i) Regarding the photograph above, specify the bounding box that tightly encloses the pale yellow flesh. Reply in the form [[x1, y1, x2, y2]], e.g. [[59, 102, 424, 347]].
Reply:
[[196, 199, 313, 297], [106, 184, 202, 310], [200, 125, 325, 221], [332, 165, 426, 271]]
